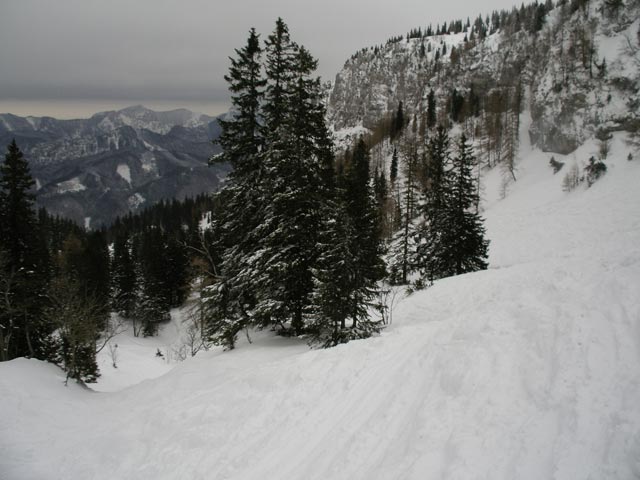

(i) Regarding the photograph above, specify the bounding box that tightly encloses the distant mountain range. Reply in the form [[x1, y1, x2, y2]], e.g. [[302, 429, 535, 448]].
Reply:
[[0, 105, 226, 227]]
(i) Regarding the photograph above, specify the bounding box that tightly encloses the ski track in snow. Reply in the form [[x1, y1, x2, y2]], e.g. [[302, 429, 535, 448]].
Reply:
[[1, 134, 640, 479]]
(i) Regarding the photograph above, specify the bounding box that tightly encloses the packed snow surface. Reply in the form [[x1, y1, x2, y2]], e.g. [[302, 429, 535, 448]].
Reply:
[[1, 136, 640, 479]]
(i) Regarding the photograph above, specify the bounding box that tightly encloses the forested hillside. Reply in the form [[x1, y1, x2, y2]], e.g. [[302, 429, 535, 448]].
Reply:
[[329, 0, 639, 156]]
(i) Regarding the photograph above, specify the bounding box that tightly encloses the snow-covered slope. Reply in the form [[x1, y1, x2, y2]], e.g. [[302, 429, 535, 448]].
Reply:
[[1, 139, 640, 478]]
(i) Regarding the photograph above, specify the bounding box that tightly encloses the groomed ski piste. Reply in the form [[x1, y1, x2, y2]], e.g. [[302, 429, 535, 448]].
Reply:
[[1, 132, 639, 479]]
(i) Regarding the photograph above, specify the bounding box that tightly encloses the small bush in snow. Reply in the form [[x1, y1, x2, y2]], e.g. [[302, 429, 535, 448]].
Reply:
[[585, 156, 607, 187], [549, 156, 565, 174]]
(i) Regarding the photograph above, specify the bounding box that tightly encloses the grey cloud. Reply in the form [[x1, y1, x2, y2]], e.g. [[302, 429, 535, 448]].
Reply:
[[1, 0, 527, 116]]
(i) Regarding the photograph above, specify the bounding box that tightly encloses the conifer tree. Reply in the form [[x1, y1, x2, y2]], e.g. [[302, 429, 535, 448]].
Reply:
[[133, 228, 171, 336], [424, 125, 451, 214], [0, 140, 49, 360], [111, 231, 137, 318], [0, 140, 36, 270], [414, 126, 452, 282], [390, 147, 399, 184], [391, 102, 405, 141], [0, 248, 17, 361], [413, 132, 488, 282], [214, 27, 265, 176], [164, 233, 190, 307], [344, 139, 386, 307], [373, 167, 391, 238], [439, 134, 489, 275], [205, 19, 337, 347], [252, 29, 332, 336], [263, 18, 296, 136], [310, 202, 357, 346], [204, 27, 268, 346], [312, 139, 384, 345], [427, 89, 437, 129], [81, 231, 111, 324], [397, 139, 420, 284]]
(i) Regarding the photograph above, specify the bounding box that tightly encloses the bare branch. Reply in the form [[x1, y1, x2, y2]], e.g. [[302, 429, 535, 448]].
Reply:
[[95, 315, 127, 354]]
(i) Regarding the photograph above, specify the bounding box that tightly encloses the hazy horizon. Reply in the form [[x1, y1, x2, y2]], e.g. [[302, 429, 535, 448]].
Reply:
[[1, 0, 530, 119], [0, 99, 231, 120]]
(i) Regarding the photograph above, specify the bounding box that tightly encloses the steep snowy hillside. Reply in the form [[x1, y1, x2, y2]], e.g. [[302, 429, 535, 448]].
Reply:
[[328, 0, 639, 154], [1, 134, 639, 479]]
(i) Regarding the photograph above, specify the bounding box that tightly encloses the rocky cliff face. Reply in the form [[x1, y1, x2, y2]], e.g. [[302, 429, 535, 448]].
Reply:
[[327, 0, 640, 155], [0, 105, 226, 227]]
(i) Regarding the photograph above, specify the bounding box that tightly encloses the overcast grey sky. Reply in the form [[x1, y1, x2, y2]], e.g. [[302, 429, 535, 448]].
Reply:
[[1, 0, 527, 119]]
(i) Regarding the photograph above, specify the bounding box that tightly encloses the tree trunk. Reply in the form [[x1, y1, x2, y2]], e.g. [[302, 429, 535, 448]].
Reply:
[[24, 314, 35, 358]]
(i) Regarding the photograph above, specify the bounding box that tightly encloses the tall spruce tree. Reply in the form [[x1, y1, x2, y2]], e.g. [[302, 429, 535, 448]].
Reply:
[[390, 147, 399, 184], [263, 18, 296, 136], [164, 233, 190, 307], [414, 125, 452, 283], [312, 139, 384, 346], [111, 231, 137, 318], [204, 20, 335, 346], [389, 137, 420, 284], [414, 131, 489, 283], [252, 27, 331, 336], [0, 140, 50, 360], [427, 89, 437, 129], [204, 28, 267, 347], [134, 227, 171, 336], [441, 134, 489, 275], [214, 27, 265, 176], [0, 140, 36, 270], [391, 102, 405, 141], [310, 202, 358, 346], [342, 139, 385, 328]]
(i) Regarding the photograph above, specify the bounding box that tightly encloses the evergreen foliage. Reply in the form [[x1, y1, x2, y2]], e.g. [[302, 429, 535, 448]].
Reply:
[[440, 134, 489, 275], [0, 140, 50, 360], [249, 28, 333, 337], [585, 156, 607, 186], [312, 139, 385, 345], [204, 20, 385, 349], [390, 147, 399, 183], [111, 232, 137, 318], [390, 102, 406, 141], [427, 90, 437, 129], [0, 140, 36, 270], [414, 130, 489, 283], [214, 27, 265, 176]]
